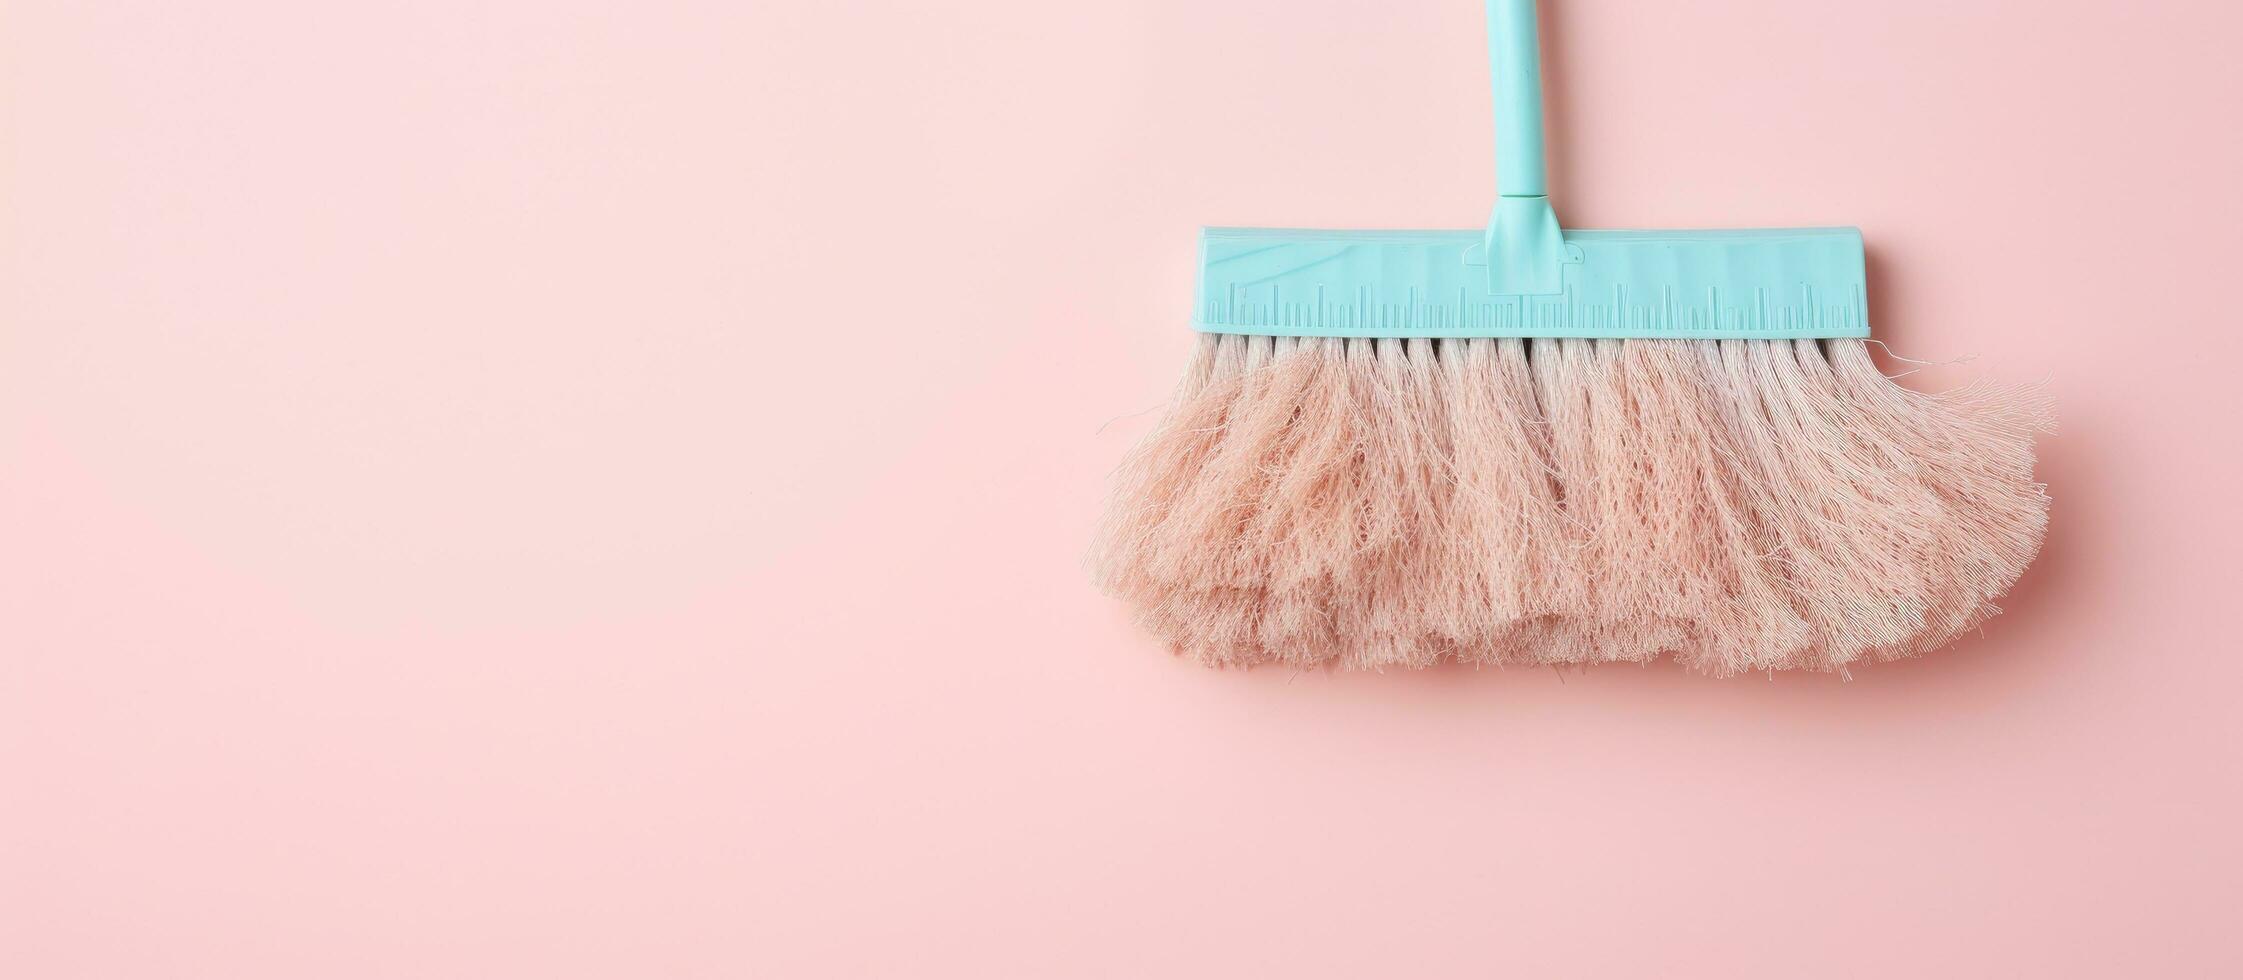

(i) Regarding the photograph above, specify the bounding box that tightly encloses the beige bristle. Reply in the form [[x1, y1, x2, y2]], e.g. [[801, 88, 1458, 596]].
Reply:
[[1092, 336, 2050, 675]]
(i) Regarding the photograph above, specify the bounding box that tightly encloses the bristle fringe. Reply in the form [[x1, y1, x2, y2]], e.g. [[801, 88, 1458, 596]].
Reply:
[[1091, 336, 2051, 675]]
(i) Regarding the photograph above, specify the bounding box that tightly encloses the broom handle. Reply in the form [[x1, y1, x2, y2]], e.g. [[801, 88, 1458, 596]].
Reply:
[[1480, 0, 1567, 294], [1488, 0, 1548, 199]]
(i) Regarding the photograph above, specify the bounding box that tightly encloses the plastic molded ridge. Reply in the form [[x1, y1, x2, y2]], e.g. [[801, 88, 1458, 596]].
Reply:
[[1193, 226, 1869, 340]]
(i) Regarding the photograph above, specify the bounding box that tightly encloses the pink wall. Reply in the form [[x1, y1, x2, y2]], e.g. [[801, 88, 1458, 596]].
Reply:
[[5, 1, 2239, 976]]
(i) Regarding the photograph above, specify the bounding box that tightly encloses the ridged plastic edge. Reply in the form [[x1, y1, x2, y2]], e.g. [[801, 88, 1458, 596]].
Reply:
[[1193, 226, 1870, 340]]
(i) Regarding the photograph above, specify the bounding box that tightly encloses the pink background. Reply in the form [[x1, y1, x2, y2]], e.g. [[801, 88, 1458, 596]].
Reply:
[[5, 1, 2240, 976]]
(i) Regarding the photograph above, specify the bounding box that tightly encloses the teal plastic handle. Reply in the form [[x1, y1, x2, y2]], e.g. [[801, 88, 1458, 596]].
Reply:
[[1482, 0, 1568, 294], [1488, 0, 1546, 198]]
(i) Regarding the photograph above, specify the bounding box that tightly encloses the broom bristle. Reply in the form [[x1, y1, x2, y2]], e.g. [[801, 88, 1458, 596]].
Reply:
[[1092, 335, 2050, 675]]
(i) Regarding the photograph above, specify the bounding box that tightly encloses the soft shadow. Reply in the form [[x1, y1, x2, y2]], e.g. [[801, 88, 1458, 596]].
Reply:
[[1863, 244, 1913, 353], [1861, 243, 1935, 363]]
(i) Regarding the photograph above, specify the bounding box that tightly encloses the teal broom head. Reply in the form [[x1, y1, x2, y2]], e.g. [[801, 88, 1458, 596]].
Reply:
[[1093, 0, 2049, 674]]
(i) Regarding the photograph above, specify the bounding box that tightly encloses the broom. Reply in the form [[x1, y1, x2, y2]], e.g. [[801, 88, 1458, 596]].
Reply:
[[1092, 0, 2049, 675]]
